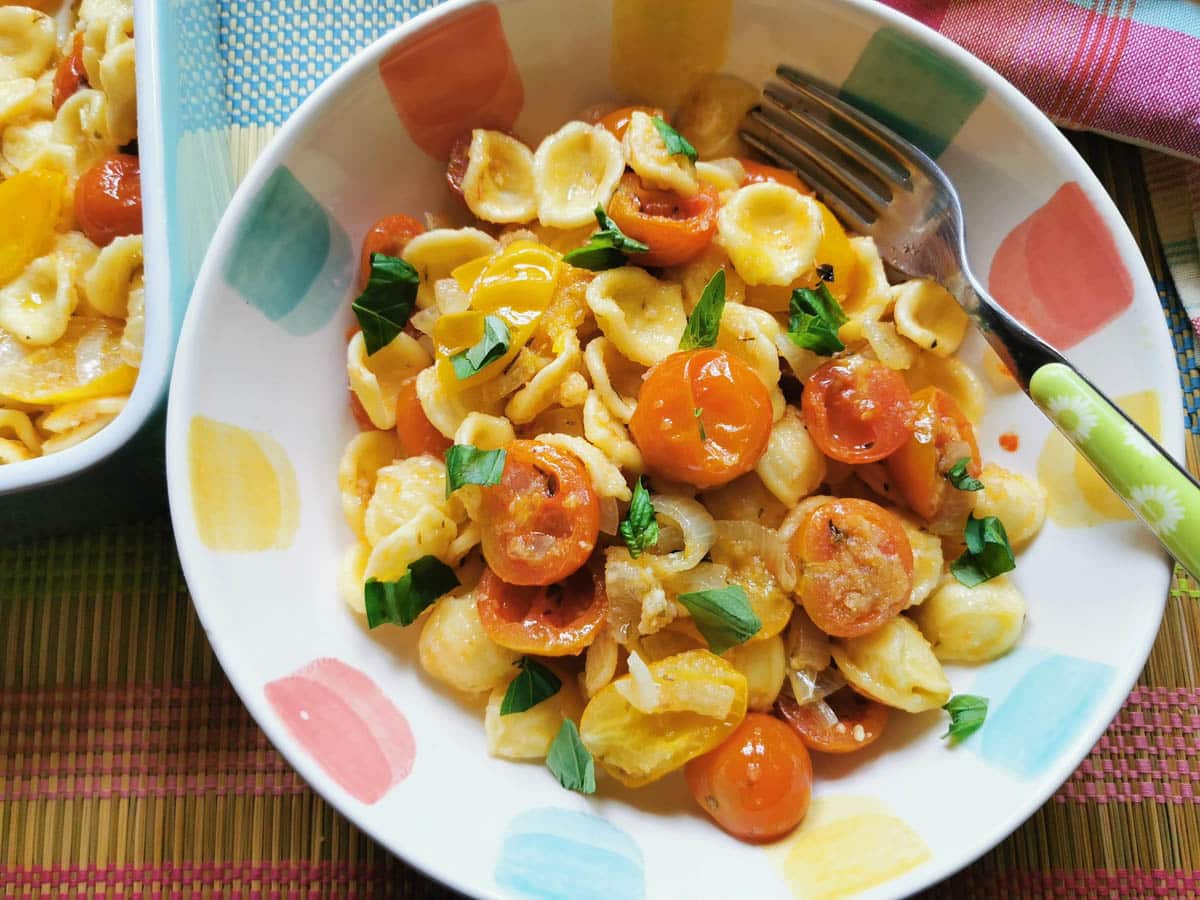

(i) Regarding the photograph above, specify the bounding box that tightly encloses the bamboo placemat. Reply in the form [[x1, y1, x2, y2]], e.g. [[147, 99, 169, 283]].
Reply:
[[1, 134, 1198, 898]]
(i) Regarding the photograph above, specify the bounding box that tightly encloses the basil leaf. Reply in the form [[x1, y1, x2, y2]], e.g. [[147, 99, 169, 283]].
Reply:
[[651, 116, 698, 162], [352, 253, 420, 355], [563, 206, 649, 272], [500, 658, 562, 715], [546, 719, 596, 794], [942, 694, 988, 741], [950, 515, 1015, 587], [451, 315, 510, 380], [675, 585, 761, 655], [618, 476, 659, 559], [786, 283, 848, 355], [444, 444, 506, 497], [946, 457, 984, 492], [363, 555, 459, 628], [679, 269, 726, 350]]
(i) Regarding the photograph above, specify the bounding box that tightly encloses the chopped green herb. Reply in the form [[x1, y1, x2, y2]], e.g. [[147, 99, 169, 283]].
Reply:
[[363, 555, 459, 628], [652, 116, 698, 162], [694, 407, 707, 442], [679, 269, 726, 350], [451, 315, 510, 380], [942, 694, 988, 741], [675, 585, 761, 655], [563, 206, 650, 271], [946, 457, 984, 492], [546, 719, 596, 794], [786, 282, 848, 355], [352, 253, 420, 355], [619, 476, 659, 559], [444, 444, 506, 497], [950, 515, 1015, 587], [500, 658, 562, 715]]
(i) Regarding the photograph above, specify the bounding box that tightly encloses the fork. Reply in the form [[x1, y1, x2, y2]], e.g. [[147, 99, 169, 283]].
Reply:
[[741, 66, 1200, 579]]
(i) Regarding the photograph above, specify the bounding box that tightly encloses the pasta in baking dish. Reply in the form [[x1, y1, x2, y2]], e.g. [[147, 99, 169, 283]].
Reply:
[[338, 79, 1047, 842], [0, 0, 142, 463]]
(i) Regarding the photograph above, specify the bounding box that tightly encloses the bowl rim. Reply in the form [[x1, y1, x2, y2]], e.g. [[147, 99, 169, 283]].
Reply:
[[166, 1, 1177, 896]]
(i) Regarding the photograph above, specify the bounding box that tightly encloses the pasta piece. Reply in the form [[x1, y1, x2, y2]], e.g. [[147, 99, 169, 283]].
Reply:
[[912, 574, 1026, 663], [83, 234, 141, 317], [716, 183, 823, 286], [695, 158, 746, 195], [403, 228, 498, 309], [53, 89, 114, 176], [899, 516, 944, 608], [861, 317, 917, 371], [505, 332, 582, 424], [755, 406, 826, 507], [0, 77, 38, 127], [0, 8, 55, 81], [364, 506, 457, 583], [558, 371, 588, 407], [674, 73, 760, 160], [723, 634, 786, 711], [585, 267, 686, 367], [535, 432, 631, 501], [346, 331, 431, 430], [0, 248, 81, 347], [715, 303, 784, 420], [461, 129, 537, 224], [699, 472, 786, 529], [418, 591, 521, 695], [831, 616, 951, 713], [338, 430, 400, 539], [81, 6, 136, 146], [484, 668, 585, 760], [583, 391, 643, 473], [973, 463, 1047, 549], [364, 456, 458, 547], [338, 542, 371, 613], [533, 121, 624, 228], [40, 403, 125, 455], [120, 276, 144, 366], [415, 362, 504, 439], [583, 335, 642, 423], [982, 345, 1019, 393], [905, 352, 986, 423], [667, 243, 746, 312], [0, 120, 72, 180], [446, 521, 482, 566], [39, 395, 125, 434], [774, 330, 824, 382], [0, 436, 33, 464], [581, 626, 619, 699], [622, 110, 699, 197], [892, 278, 969, 357], [522, 404, 585, 439], [842, 236, 892, 318], [453, 411, 516, 450], [0, 408, 40, 455]]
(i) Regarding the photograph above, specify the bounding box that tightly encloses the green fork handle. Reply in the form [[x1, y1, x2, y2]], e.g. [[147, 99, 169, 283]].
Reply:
[[1029, 363, 1200, 578]]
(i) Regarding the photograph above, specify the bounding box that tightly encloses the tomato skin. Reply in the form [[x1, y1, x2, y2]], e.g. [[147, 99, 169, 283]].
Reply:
[[359, 214, 424, 290], [885, 386, 980, 521], [606, 172, 718, 268], [53, 34, 88, 111], [776, 687, 889, 754], [479, 440, 600, 586], [792, 498, 913, 638], [685, 713, 813, 843], [739, 159, 811, 194], [630, 349, 773, 490], [74, 155, 142, 247], [446, 131, 471, 197], [394, 374, 452, 457], [477, 566, 606, 655], [348, 391, 374, 431], [599, 105, 664, 141], [801, 356, 913, 464]]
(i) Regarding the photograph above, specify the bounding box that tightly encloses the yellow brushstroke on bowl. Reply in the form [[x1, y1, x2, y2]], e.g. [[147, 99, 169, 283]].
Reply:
[[1037, 390, 1160, 526], [766, 796, 931, 900], [188, 415, 300, 551], [612, 0, 733, 109]]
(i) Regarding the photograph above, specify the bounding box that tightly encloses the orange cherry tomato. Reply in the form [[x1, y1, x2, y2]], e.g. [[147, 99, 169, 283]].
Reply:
[[476, 565, 606, 656], [606, 172, 718, 268], [598, 105, 664, 141], [53, 34, 88, 111], [446, 131, 471, 197], [629, 349, 773, 490], [358, 214, 425, 290], [685, 713, 813, 843], [801, 356, 913, 464], [74, 154, 142, 247], [739, 158, 811, 194], [479, 440, 600, 586], [791, 498, 913, 638], [776, 687, 889, 754], [885, 386, 980, 521], [394, 374, 451, 457]]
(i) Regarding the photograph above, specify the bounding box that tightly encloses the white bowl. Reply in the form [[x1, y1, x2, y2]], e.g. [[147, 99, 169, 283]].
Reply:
[[166, 1, 1180, 897]]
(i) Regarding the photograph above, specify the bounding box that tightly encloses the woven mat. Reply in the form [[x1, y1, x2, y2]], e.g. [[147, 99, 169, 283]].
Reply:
[[2, 129, 1199, 900]]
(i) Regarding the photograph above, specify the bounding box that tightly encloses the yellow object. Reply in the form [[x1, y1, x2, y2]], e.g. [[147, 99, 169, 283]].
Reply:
[[0, 169, 64, 286], [0, 317, 136, 405], [813, 202, 857, 302]]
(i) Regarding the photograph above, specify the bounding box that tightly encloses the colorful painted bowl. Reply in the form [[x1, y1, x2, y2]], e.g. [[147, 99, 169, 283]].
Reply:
[[165, 1, 1181, 897]]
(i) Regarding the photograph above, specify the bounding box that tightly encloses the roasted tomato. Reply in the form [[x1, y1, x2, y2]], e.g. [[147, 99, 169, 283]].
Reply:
[[629, 349, 773, 490], [358, 214, 424, 289], [446, 131, 471, 197], [801, 356, 913, 464], [791, 498, 913, 638], [478, 440, 599, 585], [606, 172, 718, 267], [476, 565, 606, 655], [885, 386, 980, 525], [685, 713, 813, 843], [776, 686, 889, 754], [739, 158, 811, 194], [53, 34, 88, 111], [348, 391, 373, 431], [599, 104, 665, 141], [394, 374, 451, 457], [74, 154, 142, 247]]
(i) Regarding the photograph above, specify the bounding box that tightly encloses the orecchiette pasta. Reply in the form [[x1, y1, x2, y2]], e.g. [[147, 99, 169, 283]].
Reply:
[[585, 267, 686, 366], [583, 391, 644, 473], [338, 430, 400, 538], [462, 129, 538, 224], [0, 8, 55, 81], [716, 302, 785, 419], [899, 516, 945, 608], [892, 278, 969, 357], [623, 110, 699, 197], [717, 183, 823, 286], [583, 335, 641, 423], [674, 73, 760, 160], [83, 233, 141, 317], [534, 121, 625, 228], [418, 592, 520, 695], [911, 574, 1026, 663], [485, 669, 585, 759], [723, 633, 786, 711], [832, 616, 952, 713], [535, 431, 632, 501], [403, 228, 499, 309], [973, 463, 1048, 548], [755, 407, 825, 508], [347, 331, 431, 430]]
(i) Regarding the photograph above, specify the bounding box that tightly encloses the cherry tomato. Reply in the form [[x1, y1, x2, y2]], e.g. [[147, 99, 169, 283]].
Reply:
[[791, 498, 913, 638], [479, 440, 599, 586], [599, 105, 664, 141], [685, 713, 813, 843], [394, 374, 451, 457], [885, 386, 980, 521], [74, 154, 142, 247], [801, 356, 913, 464], [53, 34, 88, 111], [359, 214, 425, 290], [476, 565, 606, 655], [739, 159, 811, 194], [776, 687, 889, 754], [629, 349, 773, 490], [606, 172, 718, 268], [446, 131, 471, 197]]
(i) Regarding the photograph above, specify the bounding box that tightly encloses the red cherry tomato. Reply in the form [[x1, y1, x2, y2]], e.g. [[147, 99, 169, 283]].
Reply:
[[53, 34, 88, 111], [476, 566, 606, 656], [598, 105, 665, 141], [606, 172, 718, 268], [74, 154, 142, 247], [885, 386, 980, 522], [446, 131, 471, 197], [685, 713, 813, 843], [776, 687, 889, 754], [358, 214, 424, 290], [478, 440, 600, 586], [395, 374, 451, 457], [739, 159, 811, 194], [629, 349, 773, 490], [801, 356, 913, 464]]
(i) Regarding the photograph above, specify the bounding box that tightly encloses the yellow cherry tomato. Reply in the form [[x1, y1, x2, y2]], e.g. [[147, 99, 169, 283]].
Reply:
[[0, 169, 65, 286]]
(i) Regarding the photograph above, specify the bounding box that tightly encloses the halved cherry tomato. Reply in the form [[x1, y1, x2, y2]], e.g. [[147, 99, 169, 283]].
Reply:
[[395, 374, 451, 457], [801, 356, 913, 464], [606, 172, 718, 268], [348, 391, 373, 431], [885, 386, 980, 522], [74, 154, 142, 247], [685, 713, 813, 843], [358, 214, 425, 290], [478, 440, 599, 585], [53, 34, 88, 111], [446, 131, 471, 197], [629, 349, 773, 490], [599, 105, 664, 141], [476, 565, 606, 656], [739, 159, 811, 194], [776, 687, 888, 754], [791, 498, 913, 638]]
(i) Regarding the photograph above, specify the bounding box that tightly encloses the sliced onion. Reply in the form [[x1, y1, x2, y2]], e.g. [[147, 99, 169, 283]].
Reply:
[[598, 495, 619, 535], [434, 277, 471, 314], [715, 519, 794, 593], [615, 650, 661, 713], [662, 562, 730, 598], [409, 306, 440, 336], [810, 698, 840, 727], [787, 666, 846, 706], [604, 547, 661, 644], [785, 607, 832, 672], [477, 348, 548, 405], [646, 494, 715, 574]]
